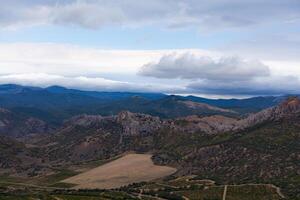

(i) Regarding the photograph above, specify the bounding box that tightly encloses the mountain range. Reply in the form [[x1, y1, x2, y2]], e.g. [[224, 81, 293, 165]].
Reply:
[[0, 84, 283, 125], [0, 84, 299, 199]]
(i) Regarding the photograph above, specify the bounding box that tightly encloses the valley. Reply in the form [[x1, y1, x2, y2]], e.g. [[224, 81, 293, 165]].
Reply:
[[2, 0, 300, 198], [0, 85, 299, 199], [0, 153, 286, 200]]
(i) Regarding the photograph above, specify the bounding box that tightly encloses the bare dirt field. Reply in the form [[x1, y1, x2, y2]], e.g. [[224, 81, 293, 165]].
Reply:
[[62, 153, 177, 189]]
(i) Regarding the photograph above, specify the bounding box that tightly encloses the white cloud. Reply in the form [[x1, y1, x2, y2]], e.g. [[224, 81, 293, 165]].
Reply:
[[1, 0, 300, 30], [138, 53, 300, 95], [139, 54, 270, 81], [0, 73, 186, 93], [0, 43, 214, 76], [0, 42, 300, 96], [0, 73, 125, 90]]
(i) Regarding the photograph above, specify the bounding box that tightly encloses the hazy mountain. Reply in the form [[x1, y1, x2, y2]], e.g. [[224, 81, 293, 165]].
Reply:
[[184, 95, 283, 113], [0, 84, 248, 125]]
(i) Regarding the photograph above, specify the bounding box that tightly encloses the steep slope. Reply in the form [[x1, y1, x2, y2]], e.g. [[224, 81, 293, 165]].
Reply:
[[38, 97, 299, 198], [41, 97, 300, 164], [0, 135, 45, 176], [153, 98, 300, 199], [236, 96, 300, 128], [0, 108, 51, 138], [171, 97, 300, 135], [1, 94, 299, 198], [0, 135, 24, 168], [42, 111, 163, 163]]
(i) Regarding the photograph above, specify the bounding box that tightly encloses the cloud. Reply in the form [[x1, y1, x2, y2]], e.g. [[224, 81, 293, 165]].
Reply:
[[138, 53, 300, 95], [0, 73, 186, 93], [1, 0, 300, 30], [139, 54, 270, 81], [0, 43, 215, 76], [220, 33, 300, 61], [0, 43, 163, 75], [187, 76, 300, 95], [0, 42, 299, 96], [0, 73, 125, 90]]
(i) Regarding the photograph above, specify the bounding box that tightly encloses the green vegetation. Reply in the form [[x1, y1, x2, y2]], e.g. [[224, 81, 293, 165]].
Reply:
[[120, 176, 284, 200], [226, 185, 281, 200], [0, 190, 138, 200], [48, 182, 76, 188], [0, 172, 286, 199], [176, 186, 224, 200], [37, 169, 79, 187], [151, 117, 299, 199]]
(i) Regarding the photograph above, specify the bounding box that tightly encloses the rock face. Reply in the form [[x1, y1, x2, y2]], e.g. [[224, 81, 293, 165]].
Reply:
[[273, 96, 300, 116], [117, 111, 162, 136], [172, 115, 238, 134], [173, 97, 300, 134], [2, 97, 299, 139], [236, 96, 300, 129], [63, 111, 162, 136]]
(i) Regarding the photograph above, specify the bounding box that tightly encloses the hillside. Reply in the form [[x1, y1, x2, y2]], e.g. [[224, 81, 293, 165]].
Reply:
[[153, 98, 300, 198], [0, 84, 284, 126], [0, 90, 299, 198], [0, 108, 51, 138], [43, 98, 300, 198], [0, 135, 44, 176], [0, 84, 241, 125]]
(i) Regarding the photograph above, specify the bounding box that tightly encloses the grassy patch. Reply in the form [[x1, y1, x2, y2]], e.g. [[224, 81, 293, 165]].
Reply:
[[175, 186, 224, 200], [226, 185, 282, 200], [36, 169, 79, 187]]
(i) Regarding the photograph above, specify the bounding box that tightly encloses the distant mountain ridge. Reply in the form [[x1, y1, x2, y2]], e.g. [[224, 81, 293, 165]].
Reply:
[[0, 84, 292, 133], [0, 84, 166, 100]]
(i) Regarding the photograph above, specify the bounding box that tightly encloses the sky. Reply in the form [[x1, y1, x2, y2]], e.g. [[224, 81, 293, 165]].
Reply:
[[0, 0, 300, 98]]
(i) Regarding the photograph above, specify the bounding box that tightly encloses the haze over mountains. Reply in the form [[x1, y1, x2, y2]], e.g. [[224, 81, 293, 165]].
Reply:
[[0, 83, 285, 139], [0, 84, 283, 125]]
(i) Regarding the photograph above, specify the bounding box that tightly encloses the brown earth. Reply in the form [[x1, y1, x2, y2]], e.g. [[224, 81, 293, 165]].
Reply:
[[62, 153, 177, 189]]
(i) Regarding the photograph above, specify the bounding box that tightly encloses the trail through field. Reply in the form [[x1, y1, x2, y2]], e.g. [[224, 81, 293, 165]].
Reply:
[[62, 153, 177, 189], [222, 185, 228, 200], [0, 181, 63, 190]]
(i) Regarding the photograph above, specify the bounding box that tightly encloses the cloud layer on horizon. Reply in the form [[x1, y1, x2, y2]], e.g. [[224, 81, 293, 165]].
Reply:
[[187, 76, 300, 95], [0, 73, 186, 94], [0, 42, 299, 96]]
